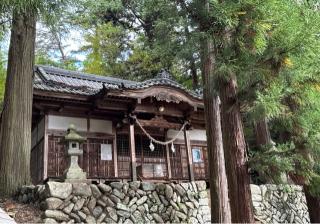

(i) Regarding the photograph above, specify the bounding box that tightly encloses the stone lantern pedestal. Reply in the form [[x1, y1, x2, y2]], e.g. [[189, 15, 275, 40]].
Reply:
[[63, 124, 87, 183]]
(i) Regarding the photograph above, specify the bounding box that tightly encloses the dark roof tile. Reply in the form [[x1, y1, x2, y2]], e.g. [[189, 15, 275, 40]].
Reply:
[[33, 65, 202, 99]]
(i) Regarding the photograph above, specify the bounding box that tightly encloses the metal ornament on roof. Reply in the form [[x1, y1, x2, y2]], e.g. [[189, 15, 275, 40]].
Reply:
[[156, 69, 172, 80]]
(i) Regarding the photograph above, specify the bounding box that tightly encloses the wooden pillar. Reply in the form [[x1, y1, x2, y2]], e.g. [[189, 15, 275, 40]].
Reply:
[[129, 124, 137, 181], [43, 114, 49, 181], [86, 116, 90, 176], [184, 128, 194, 181], [113, 125, 118, 178], [165, 131, 172, 179]]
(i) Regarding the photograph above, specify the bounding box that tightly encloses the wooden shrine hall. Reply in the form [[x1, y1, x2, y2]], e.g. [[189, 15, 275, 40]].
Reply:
[[31, 65, 208, 184]]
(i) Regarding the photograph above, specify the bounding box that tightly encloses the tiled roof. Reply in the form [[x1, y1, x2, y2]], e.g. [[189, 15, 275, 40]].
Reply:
[[34, 65, 202, 99]]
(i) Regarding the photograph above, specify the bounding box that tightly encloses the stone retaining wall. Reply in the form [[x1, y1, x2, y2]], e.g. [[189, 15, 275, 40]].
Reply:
[[16, 183, 310, 223], [16, 181, 210, 224], [251, 184, 310, 223]]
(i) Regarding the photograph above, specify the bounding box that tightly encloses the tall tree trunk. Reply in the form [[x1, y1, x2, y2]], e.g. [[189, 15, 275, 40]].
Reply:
[[190, 57, 198, 90], [0, 11, 36, 196], [254, 118, 271, 147], [219, 77, 255, 223], [201, 23, 231, 223], [304, 186, 320, 223], [203, 94, 231, 223]]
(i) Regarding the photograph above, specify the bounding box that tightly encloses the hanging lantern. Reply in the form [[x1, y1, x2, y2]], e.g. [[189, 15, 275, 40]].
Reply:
[[149, 140, 155, 151], [171, 142, 175, 153]]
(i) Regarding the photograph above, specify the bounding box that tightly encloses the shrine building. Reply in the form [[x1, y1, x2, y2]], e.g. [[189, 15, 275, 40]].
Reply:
[[31, 65, 208, 184]]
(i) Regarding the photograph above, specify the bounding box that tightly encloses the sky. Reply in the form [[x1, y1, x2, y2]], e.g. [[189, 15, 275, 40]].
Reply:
[[59, 28, 87, 62]]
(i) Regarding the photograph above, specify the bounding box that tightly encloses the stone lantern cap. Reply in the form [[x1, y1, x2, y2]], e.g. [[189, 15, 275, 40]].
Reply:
[[63, 124, 86, 142]]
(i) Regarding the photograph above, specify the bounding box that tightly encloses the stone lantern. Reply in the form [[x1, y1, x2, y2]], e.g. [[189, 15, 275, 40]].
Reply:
[[63, 124, 87, 182]]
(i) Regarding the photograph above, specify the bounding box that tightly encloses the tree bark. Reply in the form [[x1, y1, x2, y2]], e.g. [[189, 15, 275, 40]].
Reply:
[[0, 11, 36, 196], [254, 118, 271, 147], [190, 57, 198, 90], [219, 77, 255, 223], [201, 25, 231, 223], [303, 186, 320, 223]]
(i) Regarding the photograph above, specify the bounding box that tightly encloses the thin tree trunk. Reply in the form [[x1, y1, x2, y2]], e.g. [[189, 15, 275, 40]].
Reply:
[[303, 186, 320, 223], [254, 118, 271, 147], [190, 57, 198, 90], [0, 11, 36, 196], [219, 77, 255, 223], [201, 22, 231, 223]]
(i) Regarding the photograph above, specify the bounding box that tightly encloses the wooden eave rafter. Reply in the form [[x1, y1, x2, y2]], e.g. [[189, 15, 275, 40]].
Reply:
[[33, 89, 89, 102]]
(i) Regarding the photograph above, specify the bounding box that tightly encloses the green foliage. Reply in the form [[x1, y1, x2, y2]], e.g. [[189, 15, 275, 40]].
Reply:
[[75, 0, 201, 86], [35, 53, 78, 70], [0, 0, 69, 17], [81, 22, 127, 76], [242, 1, 320, 193], [250, 81, 288, 120], [249, 143, 297, 184]]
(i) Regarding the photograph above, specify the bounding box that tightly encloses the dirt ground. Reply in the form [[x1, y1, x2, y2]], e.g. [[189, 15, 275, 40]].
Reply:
[[0, 197, 42, 223]]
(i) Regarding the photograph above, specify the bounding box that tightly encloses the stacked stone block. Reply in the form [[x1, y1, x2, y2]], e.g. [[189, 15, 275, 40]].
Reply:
[[251, 184, 310, 223]]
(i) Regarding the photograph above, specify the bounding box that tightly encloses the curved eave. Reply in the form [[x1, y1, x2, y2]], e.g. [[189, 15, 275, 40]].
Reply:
[[108, 85, 204, 108]]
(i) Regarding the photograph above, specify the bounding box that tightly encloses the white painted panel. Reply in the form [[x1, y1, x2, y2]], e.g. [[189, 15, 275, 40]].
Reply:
[[189, 129, 207, 141], [48, 115, 87, 131], [166, 129, 184, 140], [90, 119, 113, 134], [37, 117, 45, 140], [166, 129, 207, 141]]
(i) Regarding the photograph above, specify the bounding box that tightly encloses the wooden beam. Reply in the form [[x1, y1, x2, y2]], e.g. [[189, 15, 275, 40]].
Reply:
[[95, 99, 130, 111], [129, 124, 137, 181], [138, 116, 182, 129], [135, 104, 184, 117], [113, 124, 118, 178], [43, 114, 49, 181], [184, 128, 194, 181]]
